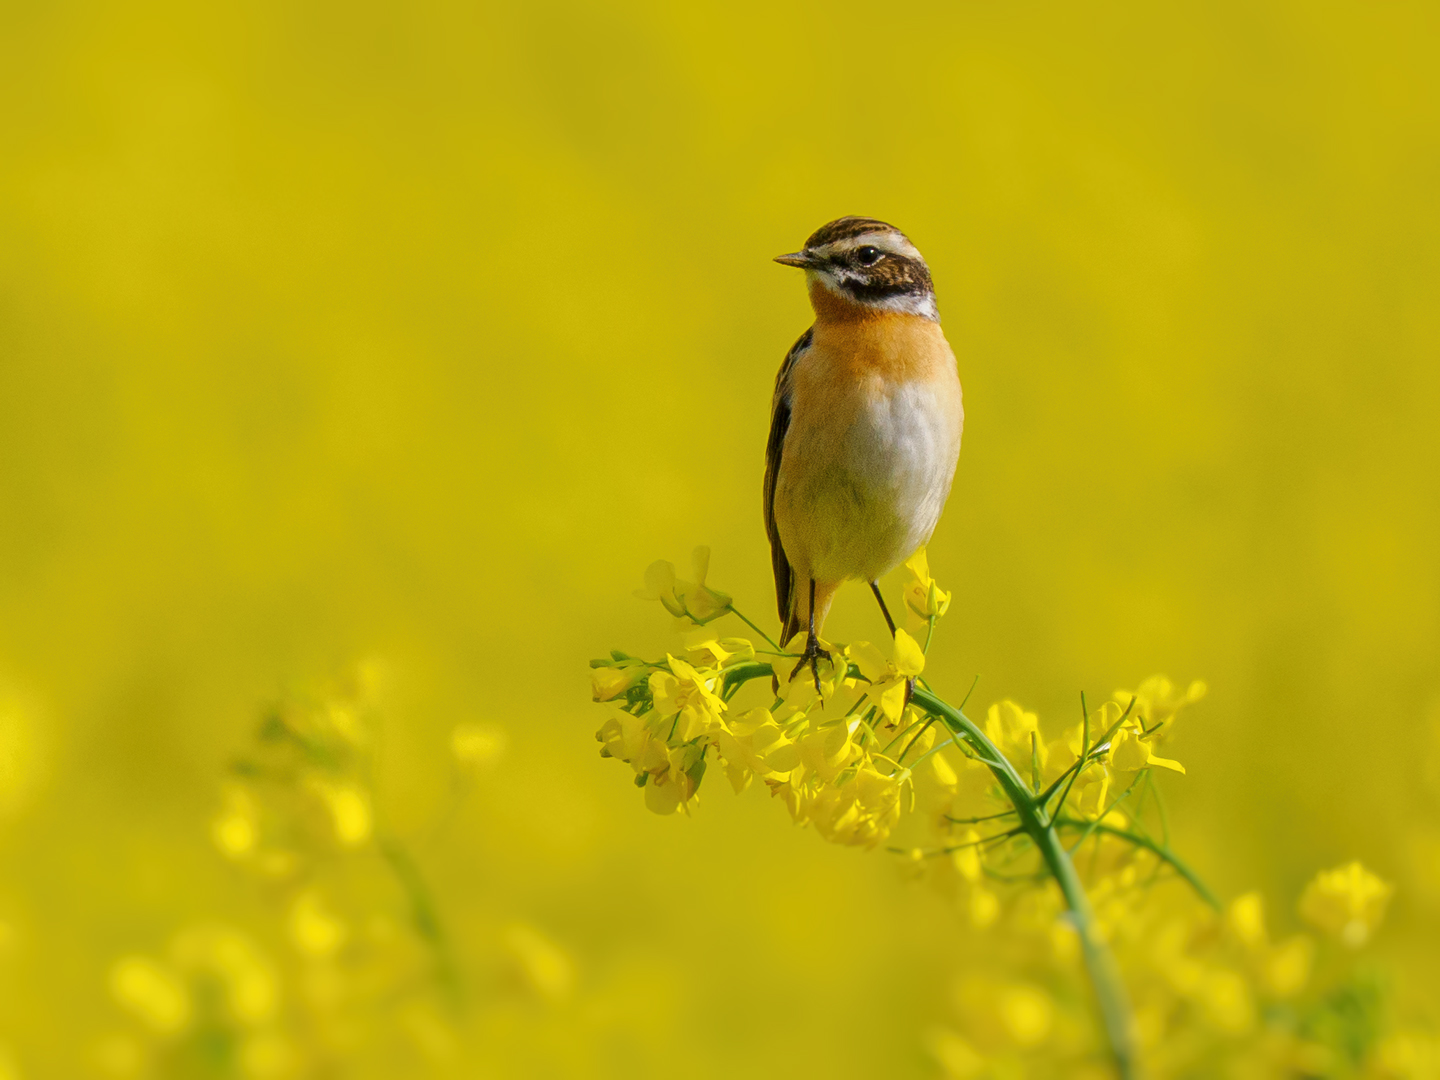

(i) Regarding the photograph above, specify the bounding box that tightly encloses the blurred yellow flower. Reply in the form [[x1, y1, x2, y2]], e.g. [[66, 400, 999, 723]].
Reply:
[[1227, 891, 1267, 949], [676, 547, 732, 622], [967, 886, 1001, 930], [502, 923, 575, 1004], [1116, 676, 1206, 732], [983, 699, 1046, 777], [211, 782, 260, 859], [1198, 968, 1255, 1035], [451, 722, 507, 769], [289, 889, 348, 959], [1299, 860, 1394, 947], [926, 1028, 985, 1079], [634, 547, 731, 624], [109, 956, 191, 1035], [996, 983, 1054, 1047], [171, 925, 279, 1027], [950, 828, 984, 882], [1262, 935, 1314, 997], [306, 777, 372, 847]]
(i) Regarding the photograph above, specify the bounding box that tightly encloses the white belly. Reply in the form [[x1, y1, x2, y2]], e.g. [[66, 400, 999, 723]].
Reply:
[[778, 378, 962, 583]]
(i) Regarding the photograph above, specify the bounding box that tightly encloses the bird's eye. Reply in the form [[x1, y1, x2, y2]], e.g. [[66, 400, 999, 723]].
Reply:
[[855, 246, 882, 266]]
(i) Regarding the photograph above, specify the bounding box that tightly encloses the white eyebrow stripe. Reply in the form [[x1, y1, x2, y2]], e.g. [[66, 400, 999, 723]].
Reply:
[[810, 231, 924, 263]]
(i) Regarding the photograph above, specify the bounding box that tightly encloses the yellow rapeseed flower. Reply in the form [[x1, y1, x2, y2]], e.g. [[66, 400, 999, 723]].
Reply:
[[1298, 860, 1394, 946], [650, 654, 726, 742], [590, 663, 645, 702], [850, 630, 925, 722], [902, 547, 952, 620], [1107, 724, 1186, 774]]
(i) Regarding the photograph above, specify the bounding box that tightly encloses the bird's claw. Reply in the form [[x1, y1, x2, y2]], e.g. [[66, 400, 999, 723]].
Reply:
[[789, 638, 832, 697]]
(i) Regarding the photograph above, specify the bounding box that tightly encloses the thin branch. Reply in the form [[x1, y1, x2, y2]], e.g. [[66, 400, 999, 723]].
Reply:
[[1055, 820, 1220, 911], [942, 826, 1023, 854], [1050, 692, 1092, 821], [898, 718, 937, 765], [958, 674, 981, 711], [724, 604, 782, 651], [944, 809, 1018, 826]]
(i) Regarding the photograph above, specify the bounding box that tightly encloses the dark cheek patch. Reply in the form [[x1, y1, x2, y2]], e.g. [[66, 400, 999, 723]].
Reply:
[[837, 256, 934, 304]]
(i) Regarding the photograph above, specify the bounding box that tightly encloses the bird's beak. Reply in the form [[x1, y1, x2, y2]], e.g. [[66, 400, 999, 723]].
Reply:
[[774, 251, 817, 269]]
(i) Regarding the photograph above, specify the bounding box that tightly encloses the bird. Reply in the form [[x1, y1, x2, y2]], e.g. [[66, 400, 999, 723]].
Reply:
[[765, 216, 964, 691]]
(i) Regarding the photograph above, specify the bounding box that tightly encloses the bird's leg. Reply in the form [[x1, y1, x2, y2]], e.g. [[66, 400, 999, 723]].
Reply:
[[870, 581, 914, 708], [870, 581, 899, 637], [789, 578, 832, 696]]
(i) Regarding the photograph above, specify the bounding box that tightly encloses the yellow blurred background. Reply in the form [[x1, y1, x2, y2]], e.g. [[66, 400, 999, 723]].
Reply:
[[1, 0, 1438, 1075]]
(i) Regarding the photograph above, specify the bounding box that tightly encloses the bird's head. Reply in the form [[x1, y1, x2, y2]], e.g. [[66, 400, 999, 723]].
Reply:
[[775, 216, 938, 322]]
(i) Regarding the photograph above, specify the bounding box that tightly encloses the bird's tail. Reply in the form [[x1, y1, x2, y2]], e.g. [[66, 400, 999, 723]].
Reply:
[[780, 606, 801, 649]]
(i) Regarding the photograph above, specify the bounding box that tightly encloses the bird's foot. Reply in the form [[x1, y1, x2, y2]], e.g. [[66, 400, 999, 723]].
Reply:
[[789, 637, 832, 697]]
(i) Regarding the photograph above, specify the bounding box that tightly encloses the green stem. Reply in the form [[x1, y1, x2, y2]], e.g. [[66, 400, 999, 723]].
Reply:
[[910, 688, 1138, 1080], [378, 835, 463, 1011], [720, 661, 780, 698], [725, 605, 782, 652]]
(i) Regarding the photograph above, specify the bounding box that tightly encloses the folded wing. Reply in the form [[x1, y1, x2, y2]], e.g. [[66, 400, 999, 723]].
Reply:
[[765, 326, 812, 643]]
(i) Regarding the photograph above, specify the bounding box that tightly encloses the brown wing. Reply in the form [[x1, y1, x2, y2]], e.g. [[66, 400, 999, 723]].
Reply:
[[765, 326, 812, 643]]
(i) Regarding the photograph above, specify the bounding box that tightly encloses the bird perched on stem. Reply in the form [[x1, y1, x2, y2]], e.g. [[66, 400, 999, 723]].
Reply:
[[765, 216, 963, 692]]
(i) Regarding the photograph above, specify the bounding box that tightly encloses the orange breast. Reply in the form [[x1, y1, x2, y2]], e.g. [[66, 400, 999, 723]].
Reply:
[[802, 281, 958, 397]]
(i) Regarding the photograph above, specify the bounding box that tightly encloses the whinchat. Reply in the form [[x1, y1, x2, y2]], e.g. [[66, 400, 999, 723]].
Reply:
[[766, 216, 964, 688]]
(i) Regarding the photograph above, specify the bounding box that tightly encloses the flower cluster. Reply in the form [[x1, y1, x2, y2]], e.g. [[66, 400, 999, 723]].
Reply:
[[98, 665, 574, 1079], [921, 857, 1415, 1079], [595, 549, 951, 846], [100, 665, 459, 1078]]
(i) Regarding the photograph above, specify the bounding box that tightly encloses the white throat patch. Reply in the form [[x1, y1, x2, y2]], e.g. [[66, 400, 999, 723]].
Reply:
[[809, 268, 940, 322]]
